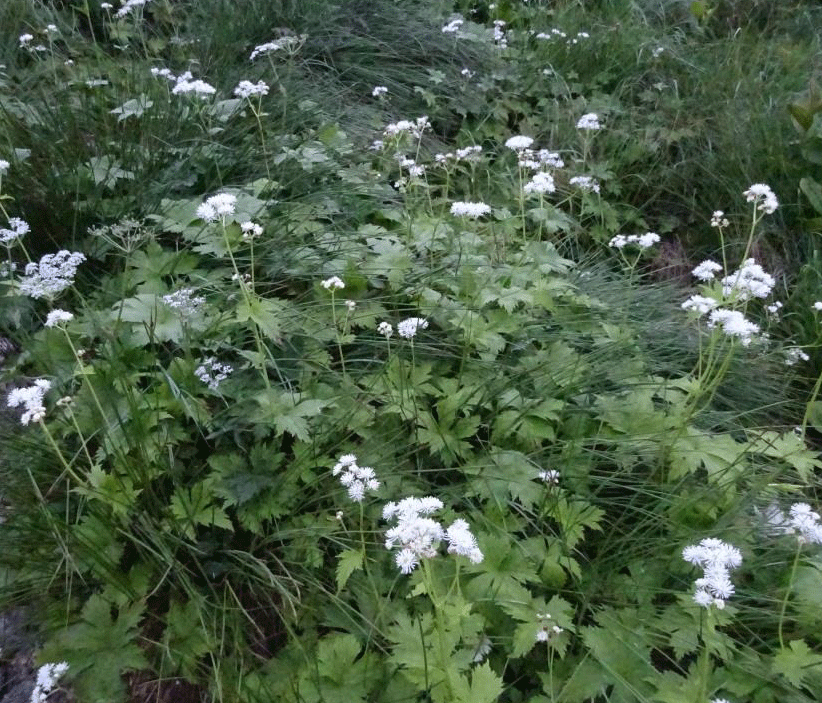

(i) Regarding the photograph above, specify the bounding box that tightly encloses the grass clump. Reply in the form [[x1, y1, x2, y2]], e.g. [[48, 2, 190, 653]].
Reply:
[[1, 2, 821, 703]]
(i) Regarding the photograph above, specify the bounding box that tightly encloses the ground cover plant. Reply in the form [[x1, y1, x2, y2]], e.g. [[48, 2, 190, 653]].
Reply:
[[2, 1, 822, 702]]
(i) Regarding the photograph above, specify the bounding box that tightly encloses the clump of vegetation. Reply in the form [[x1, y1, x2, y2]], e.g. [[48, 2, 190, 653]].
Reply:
[[2, 1, 822, 702]]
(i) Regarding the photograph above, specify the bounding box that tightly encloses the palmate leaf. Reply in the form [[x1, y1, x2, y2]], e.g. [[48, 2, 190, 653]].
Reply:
[[772, 639, 822, 690], [39, 594, 148, 703], [335, 548, 363, 593], [452, 662, 504, 703]]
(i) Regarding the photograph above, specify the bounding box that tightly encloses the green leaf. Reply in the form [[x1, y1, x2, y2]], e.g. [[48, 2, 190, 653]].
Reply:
[[39, 594, 148, 703], [110, 95, 153, 121], [169, 481, 232, 539], [455, 662, 503, 703], [163, 598, 212, 678], [335, 549, 363, 593], [772, 639, 822, 689], [800, 177, 822, 215]]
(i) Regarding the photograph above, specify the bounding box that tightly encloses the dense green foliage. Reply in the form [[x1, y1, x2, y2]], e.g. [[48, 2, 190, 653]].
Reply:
[[1, 1, 822, 702]]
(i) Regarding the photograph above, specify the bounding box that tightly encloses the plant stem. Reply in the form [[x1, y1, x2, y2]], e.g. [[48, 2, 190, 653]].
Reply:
[[778, 541, 802, 648]]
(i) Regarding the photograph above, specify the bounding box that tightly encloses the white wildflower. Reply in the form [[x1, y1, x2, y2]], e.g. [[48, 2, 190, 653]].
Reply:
[[397, 317, 428, 339], [19, 34, 34, 48], [766, 301, 783, 315], [743, 183, 778, 214], [0, 160, 10, 173], [44, 310, 74, 328], [505, 135, 534, 151], [234, 80, 269, 99], [445, 518, 484, 563], [30, 662, 69, 703], [345, 299, 356, 311], [682, 538, 742, 609], [0, 217, 30, 244], [609, 233, 659, 249], [814, 301, 822, 311], [785, 347, 810, 366], [788, 503, 822, 544], [537, 469, 560, 484], [240, 221, 263, 239], [196, 193, 237, 222], [720, 259, 775, 301], [576, 113, 601, 131], [372, 86, 388, 97], [692, 259, 723, 281], [171, 72, 216, 98], [332, 453, 380, 503], [569, 175, 600, 193], [162, 288, 205, 316], [7, 379, 51, 426], [321, 276, 345, 291], [442, 17, 464, 34], [707, 308, 760, 346], [194, 357, 232, 391], [377, 321, 393, 338], [20, 251, 86, 299], [710, 210, 729, 228], [523, 171, 556, 195], [681, 295, 718, 316], [115, 0, 150, 19], [450, 201, 491, 218]]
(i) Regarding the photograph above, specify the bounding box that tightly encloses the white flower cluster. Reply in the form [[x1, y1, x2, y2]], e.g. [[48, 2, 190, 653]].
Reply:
[[720, 259, 775, 301], [249, 35, 307, 61], [576, 113, 601, 131], [0, 217, 30, 244], [7, 379, 51, 425], [535, 612, 563, 642], [234, 80, 269, 99], [492, 20, 508, 48], [321, 276, 344, 291], [450, 201, 491, 218], [785, 347, 810, 366], [383, 496, 483, 574], [0, 159, 9, 174], [569, 175, 600, 193], [169, 71, 216, 98], [20, 251, 86, 299], [44, 309, 73, 328], [435, 145, 483, 165], [706, 308, 761, 347], [163, 288, 205, 316], [398, 156, 425, 178], [19, 34, 34, 48], [377, 321, 393, 338], [115, 0, 149, 18], [518, 149, 564, 171], [442, 17, 464, 34], [372, 85, 388, 97], [332, 454, 380, 503], [535, 28, 590, 46], [196, 193, 237, 222], [682, 538, 742, 609], [743, 183, 778, 214], [537, 469, 559, 484], [505, 135, 534, 151], [523, 171, 555, 195], [765, 300, 782, 315], [710, 210, 729, 228], [608, 232, 660, 250], [240, 221, 263, 239], [383, 116, 431, 140], [398, 317, 428, 339], [194, 357, 233, 391], [681, 294, 718, 316], [31, 662, 69, 703], [765, 503, 822, 544], [692, 259, 723, 281]]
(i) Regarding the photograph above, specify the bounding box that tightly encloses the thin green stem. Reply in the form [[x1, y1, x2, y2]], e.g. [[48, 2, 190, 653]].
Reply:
[[778, 541, 802, 648]]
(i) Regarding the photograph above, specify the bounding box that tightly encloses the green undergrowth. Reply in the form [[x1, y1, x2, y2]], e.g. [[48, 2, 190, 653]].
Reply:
[[1, 2, 822, 703]]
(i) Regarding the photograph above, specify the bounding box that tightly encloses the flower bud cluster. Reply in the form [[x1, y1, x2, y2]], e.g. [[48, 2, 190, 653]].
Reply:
[[332, 454, 380, 503]]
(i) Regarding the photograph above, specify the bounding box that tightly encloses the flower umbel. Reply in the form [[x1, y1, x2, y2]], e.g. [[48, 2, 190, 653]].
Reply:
[[682, 538, 742, 609], [398, 317, 428, 339], [332, 453, 380, 503], [7, 379, 51, 425], [20, 251, 86, 299]]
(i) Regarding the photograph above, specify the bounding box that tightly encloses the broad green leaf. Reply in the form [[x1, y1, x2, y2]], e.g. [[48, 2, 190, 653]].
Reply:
[[335, 549, 363, 593], [772, 639, 822, 689]]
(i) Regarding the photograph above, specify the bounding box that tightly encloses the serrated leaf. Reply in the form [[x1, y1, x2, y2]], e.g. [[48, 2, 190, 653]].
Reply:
[[772, 639, 822, 689], [335, 549, 363, 593]]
